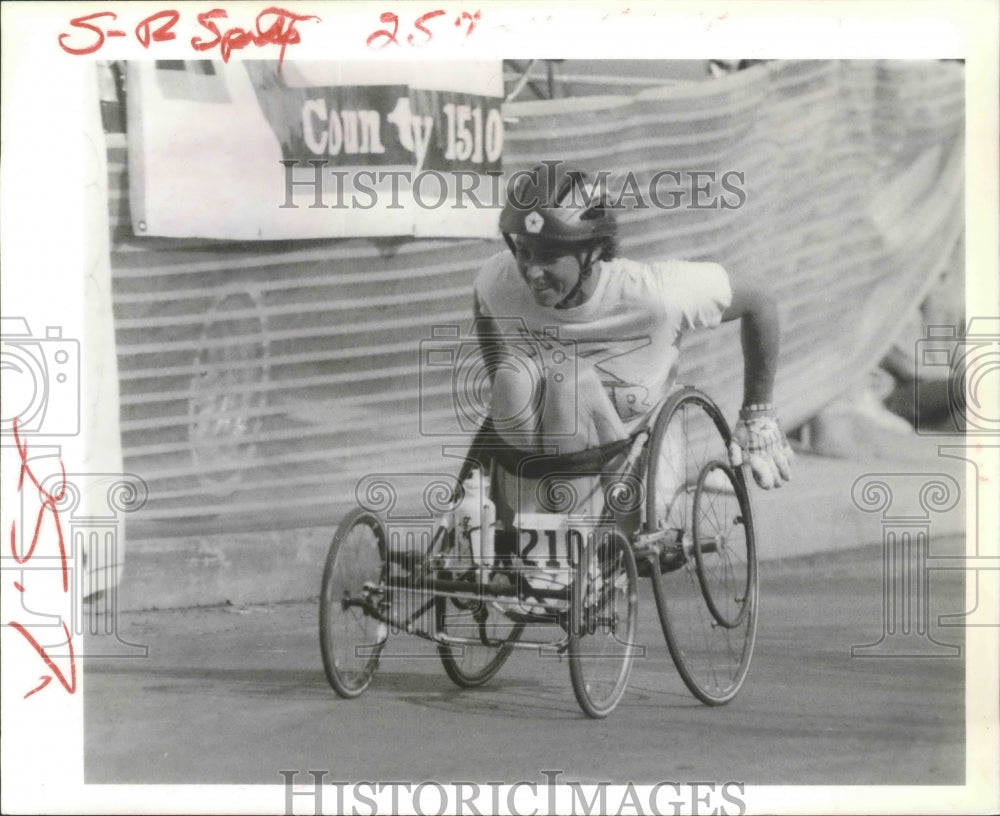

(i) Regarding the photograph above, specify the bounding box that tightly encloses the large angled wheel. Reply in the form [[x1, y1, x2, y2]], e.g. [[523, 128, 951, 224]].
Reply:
[[319, 508, 388, 698], [644, 388, 758, 705], [437, 595, 524, 688], [568, 530, 639, 718]]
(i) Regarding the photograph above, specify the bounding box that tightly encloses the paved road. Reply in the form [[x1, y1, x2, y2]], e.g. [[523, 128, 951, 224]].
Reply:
[[84, 539, 965, 789]]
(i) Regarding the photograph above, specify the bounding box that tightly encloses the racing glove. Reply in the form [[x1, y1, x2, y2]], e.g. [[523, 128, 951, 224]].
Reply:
[[728, 405, 794, 490]]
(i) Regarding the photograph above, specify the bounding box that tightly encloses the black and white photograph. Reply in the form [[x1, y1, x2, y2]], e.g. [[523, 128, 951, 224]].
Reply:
[[1, 2, 997, 814]]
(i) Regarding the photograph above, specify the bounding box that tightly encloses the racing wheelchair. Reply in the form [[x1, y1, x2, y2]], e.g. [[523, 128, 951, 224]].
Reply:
[[319, 386, 758, 718]]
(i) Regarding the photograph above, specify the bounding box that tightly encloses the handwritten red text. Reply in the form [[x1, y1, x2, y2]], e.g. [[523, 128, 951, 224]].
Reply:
[[57, 7, 320, 64], [6, 420, 76, 699], [367, 9, 480, 48], [191, 7, 320, 64]]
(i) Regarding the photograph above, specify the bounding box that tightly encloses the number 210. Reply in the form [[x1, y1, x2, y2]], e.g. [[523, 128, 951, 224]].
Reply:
[[519, 528, 585, 569]]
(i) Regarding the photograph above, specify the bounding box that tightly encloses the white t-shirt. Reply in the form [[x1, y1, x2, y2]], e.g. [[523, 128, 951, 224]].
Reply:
[[473, 252, 732, 427]]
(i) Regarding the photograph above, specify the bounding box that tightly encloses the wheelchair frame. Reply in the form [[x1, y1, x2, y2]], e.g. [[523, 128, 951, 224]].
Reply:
[[319, 386, 758, 718]]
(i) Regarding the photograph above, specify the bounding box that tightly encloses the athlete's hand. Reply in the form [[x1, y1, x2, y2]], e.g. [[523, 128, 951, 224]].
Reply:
[[728, 410, 793, 490]]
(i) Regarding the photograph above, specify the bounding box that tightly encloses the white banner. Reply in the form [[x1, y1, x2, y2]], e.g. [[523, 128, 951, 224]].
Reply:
[[127, 59, 504, 239]]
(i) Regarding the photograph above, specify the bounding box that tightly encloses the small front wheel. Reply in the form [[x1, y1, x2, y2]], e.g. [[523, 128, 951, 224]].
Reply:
[[319, 509, 388, 698], [568, 530, 639, 718]]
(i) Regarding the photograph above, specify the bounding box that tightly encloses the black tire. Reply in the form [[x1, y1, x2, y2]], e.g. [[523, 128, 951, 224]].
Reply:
[[693, 461, 756, 630], [319, 508, 388, 698], [568, 530, 639, 718], [644, 388, 758, 705], [437, 596, 524, 688]]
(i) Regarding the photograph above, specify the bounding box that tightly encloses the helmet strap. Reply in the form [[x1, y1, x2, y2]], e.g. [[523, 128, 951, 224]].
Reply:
[[555, 246, 599, 310]]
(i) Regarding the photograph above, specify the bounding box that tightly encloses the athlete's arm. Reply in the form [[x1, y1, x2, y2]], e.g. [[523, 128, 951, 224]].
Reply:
[[720, 270, 793, 489], [720, 270, 779, 407], [473, 291, 502, 383]]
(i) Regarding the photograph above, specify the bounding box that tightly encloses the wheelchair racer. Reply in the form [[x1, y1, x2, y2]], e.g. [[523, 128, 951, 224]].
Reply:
[[472, 162, 793, 576]]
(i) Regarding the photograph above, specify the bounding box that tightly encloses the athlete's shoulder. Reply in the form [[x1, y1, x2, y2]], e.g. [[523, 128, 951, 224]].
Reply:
[[649, 257, 728, 280], [654, 259, 732, 325], [598, 256, 675, 303], [622, 257, 730, 295], [601, 256, 731, 317], [656, 259, 731, 298], [598, 256, 653, 291]]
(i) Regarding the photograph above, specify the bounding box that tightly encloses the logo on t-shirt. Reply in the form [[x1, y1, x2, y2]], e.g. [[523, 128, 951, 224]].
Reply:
[[577, 336, 655, 421]]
